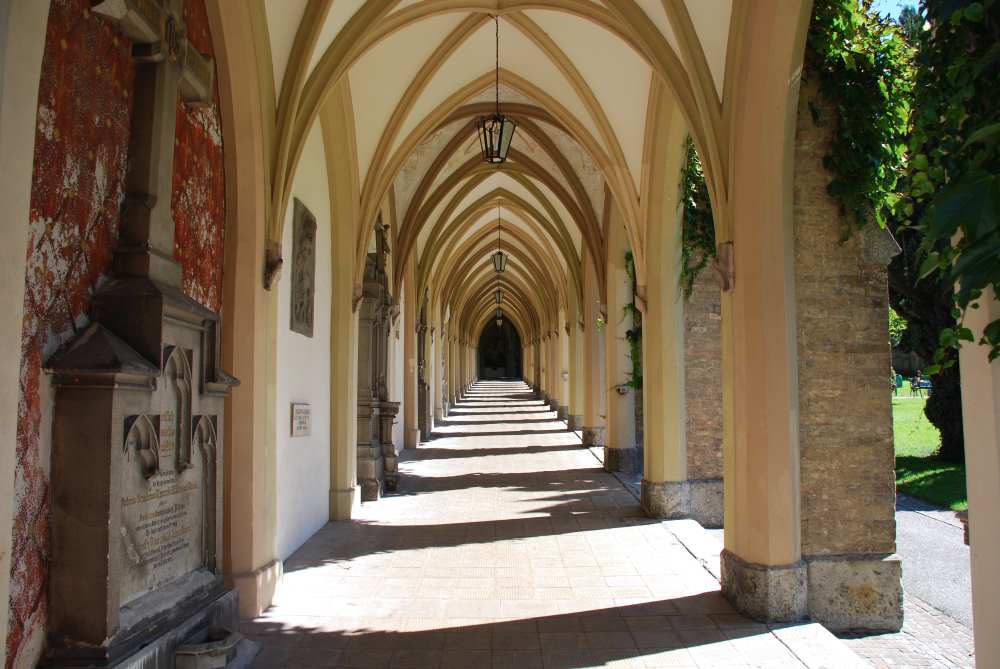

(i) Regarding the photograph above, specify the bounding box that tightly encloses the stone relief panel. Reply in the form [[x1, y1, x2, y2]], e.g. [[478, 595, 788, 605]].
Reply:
[[290, 198, 317, 337], [119, 346, 207, 607]]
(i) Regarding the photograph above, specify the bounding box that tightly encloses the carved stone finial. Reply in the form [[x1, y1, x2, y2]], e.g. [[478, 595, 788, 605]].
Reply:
[[264, 241, 283, 290]]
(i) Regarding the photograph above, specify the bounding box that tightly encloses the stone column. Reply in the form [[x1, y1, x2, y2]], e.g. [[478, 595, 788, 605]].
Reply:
[[639, 98, 687, 517], [0, 3, 49, 648], [568, 297, 585, 431], [321, 84, 360, 522], [430, 323, 441, 424], [790, 79, 901, 631], [959, 289, 1000, 668], [548, 332, 560, 410], [604, 215, 640, 472], [403, 269, 419, 449], [582, 249, 605, 447], [719, 1, 808, 624], [558, 308, 570, 420]]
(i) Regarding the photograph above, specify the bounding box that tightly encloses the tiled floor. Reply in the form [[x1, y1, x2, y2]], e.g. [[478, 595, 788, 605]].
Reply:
[[246, 381, 868, 668]]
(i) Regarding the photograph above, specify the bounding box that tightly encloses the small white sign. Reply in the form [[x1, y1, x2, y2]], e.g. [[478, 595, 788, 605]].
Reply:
[[291, 403, 311, 437]]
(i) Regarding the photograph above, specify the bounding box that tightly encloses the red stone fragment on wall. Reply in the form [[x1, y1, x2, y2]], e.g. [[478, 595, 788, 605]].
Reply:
[[172, 0, 226, 313]]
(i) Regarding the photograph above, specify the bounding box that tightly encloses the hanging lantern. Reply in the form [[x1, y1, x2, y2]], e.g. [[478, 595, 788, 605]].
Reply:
[[495, 287, 502, 304], [492, 208, 508, 272], [477, 17, 516, 164], [478, 114, 517, 164], [492, 248, 507, 273], [495, 308, 503, 329]]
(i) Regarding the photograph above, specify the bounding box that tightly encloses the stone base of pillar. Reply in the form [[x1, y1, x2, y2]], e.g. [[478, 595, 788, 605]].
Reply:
[[641, 480, 688, 518], [720, 549, 807, 623], [603, 445, 642, 474], [568, 415, 583, 431], [434, 407, 443, 422], [405, 427, 420, 449], [689, 479, 723, 528], [357, 444, 384, 502], [558, 405, 568, 420], [231, 558, 283, 619], [640, 479, 723, 527], [329, 485, 359, 521], [582, 426, 605, 447], [805, 555, 902, 631]]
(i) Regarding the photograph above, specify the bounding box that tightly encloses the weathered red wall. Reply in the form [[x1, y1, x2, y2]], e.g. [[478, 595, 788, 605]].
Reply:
[[173, 0, 226, 313], [7, 0, 225, 665]]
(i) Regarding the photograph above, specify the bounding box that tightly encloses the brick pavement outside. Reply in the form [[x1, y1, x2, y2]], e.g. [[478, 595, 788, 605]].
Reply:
[[247, 381, 870, 668]]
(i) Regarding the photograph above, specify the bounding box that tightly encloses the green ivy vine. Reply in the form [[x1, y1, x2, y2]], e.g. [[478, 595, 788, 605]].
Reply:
[[680, 136, 716, 299], [806, 0, 914, 230]]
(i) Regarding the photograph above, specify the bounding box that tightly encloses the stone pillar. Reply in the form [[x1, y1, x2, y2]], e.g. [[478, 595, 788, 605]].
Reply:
[[558, 309, 570, 421], [403, 271, 419, 449], [684, 273, 723, 527], [959, 289, 1000, 668], [322, 83, 360, 522], [604, 215, 640, 472], [0, 3, 49, 650], [548, 332, 560, 411], [719, 1, 809, 624], [790, 80, 901, 631], [639, 98, 687, 517], [568, 296, 585, 430], [582, 249, 605, 447]]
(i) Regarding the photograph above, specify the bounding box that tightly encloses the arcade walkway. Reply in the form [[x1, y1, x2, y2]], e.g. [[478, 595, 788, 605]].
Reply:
[[246, 381, 866, 668]]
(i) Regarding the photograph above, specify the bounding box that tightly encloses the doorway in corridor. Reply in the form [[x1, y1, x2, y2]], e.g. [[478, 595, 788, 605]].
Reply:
[[478, 320, 522, 379]]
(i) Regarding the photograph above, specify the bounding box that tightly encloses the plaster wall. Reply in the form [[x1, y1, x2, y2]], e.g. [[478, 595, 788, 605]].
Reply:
[[276, 122, 332, 560]]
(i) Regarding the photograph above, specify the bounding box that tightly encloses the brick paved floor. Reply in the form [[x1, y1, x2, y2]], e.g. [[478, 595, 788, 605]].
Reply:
[[247, 381, 869, 668], [840, 596, 975, 669]]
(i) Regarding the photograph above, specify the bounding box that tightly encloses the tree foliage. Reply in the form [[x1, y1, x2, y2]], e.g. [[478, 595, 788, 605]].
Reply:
[[807, 0, 971, 461], [907, 0, 1000, 366]]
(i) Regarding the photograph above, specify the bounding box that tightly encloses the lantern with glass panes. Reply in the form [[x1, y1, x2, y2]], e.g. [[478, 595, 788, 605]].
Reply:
[[477, 16, 516, 164], [492, 207, 508, 272]]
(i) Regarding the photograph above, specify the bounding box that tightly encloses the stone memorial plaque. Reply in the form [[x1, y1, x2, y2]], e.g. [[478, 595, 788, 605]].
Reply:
[[291, 199, 316, 337], [118, 347, 209, 606], [291, 402, 311, 437]]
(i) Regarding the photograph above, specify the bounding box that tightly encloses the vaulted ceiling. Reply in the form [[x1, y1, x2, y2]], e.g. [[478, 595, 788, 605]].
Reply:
[[262, 0, 736, 341]]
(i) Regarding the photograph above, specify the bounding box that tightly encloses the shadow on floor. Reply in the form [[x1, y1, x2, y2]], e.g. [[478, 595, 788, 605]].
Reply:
[[245, 593, 797, 669]]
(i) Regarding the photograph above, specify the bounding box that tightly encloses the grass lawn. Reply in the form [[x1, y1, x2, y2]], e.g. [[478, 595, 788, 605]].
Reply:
[[893, 395, 967, 511]]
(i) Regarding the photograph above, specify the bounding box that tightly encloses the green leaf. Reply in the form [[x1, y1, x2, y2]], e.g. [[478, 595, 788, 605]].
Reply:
[[961, 122, 1000, 152]]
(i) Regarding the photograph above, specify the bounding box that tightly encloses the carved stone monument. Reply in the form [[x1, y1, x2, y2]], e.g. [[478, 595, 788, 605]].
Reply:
[[42, 1, 245, 666], [290, 198, 316, 337], [356, 223, 400, 500], [416, 299, 430, 440]]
